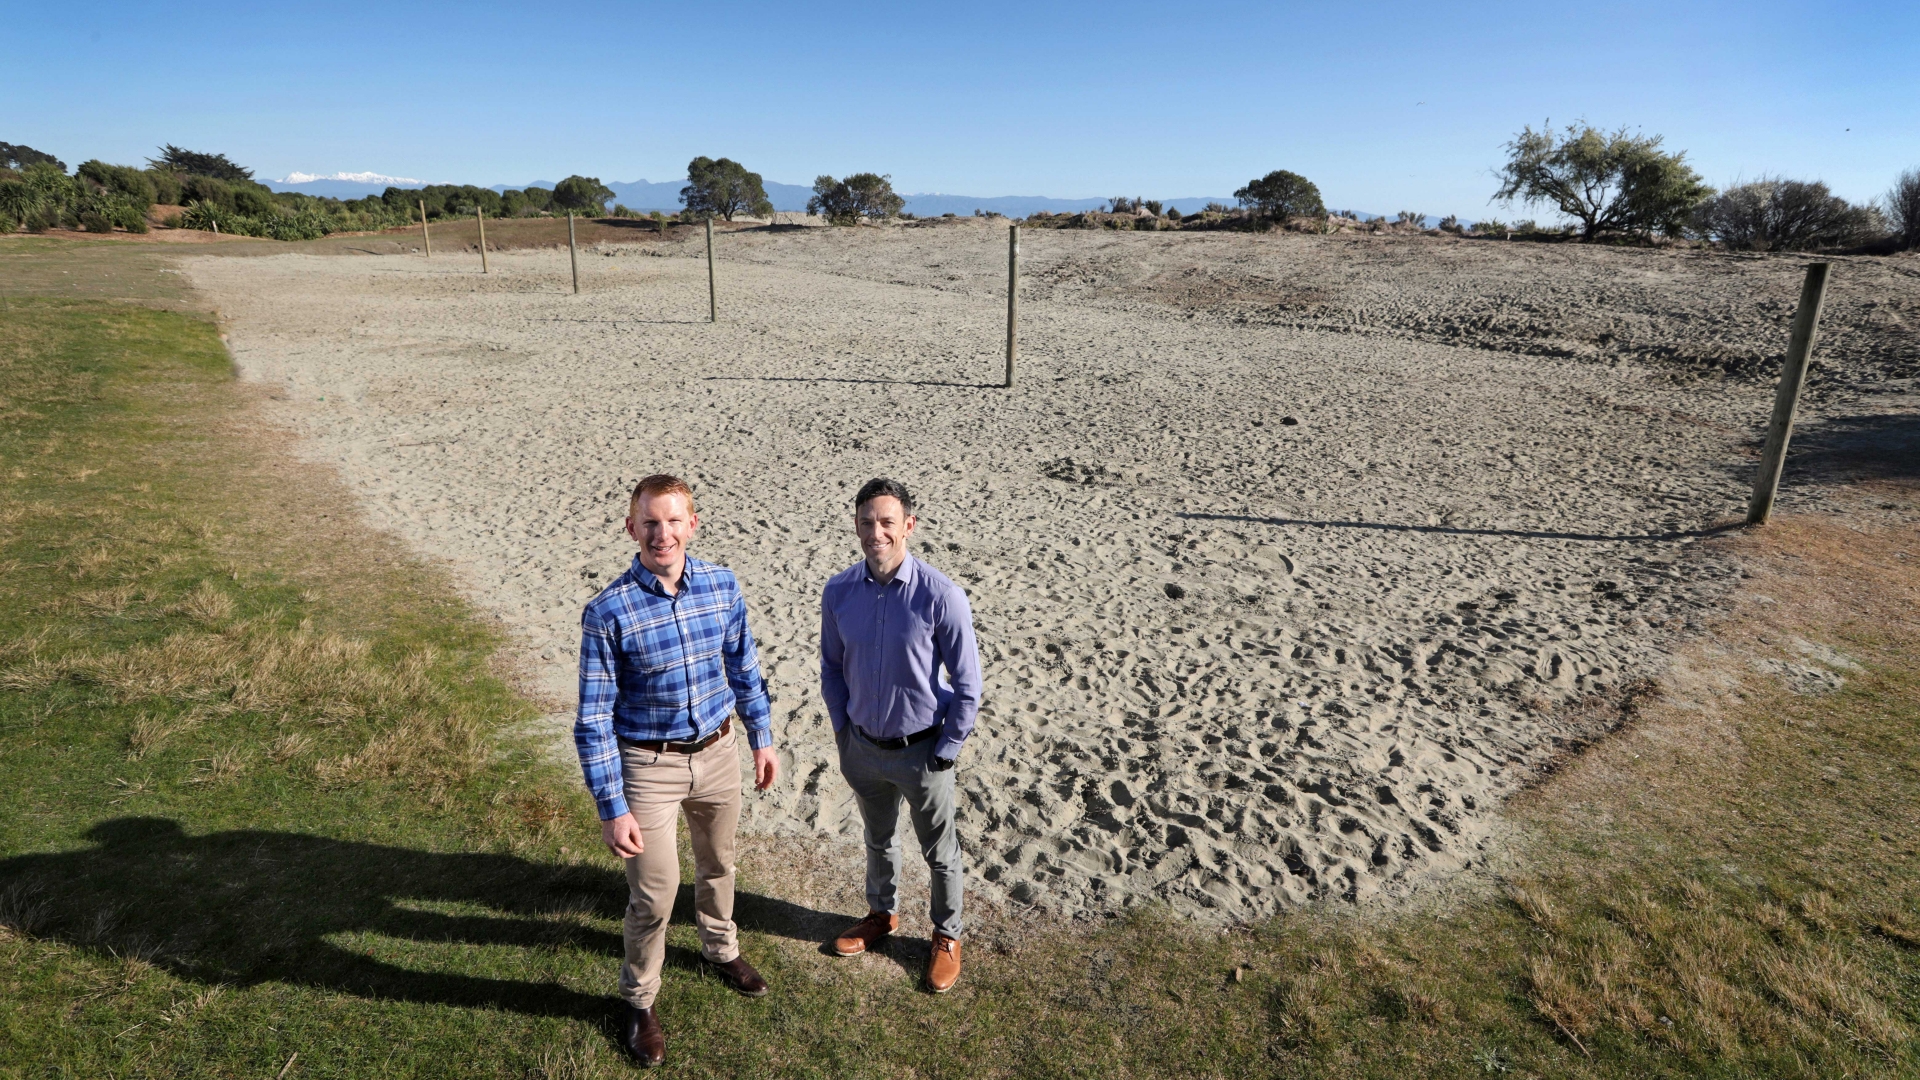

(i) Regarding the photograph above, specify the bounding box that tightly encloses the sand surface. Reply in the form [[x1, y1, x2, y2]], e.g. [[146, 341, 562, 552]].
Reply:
[[184, 222, 1916, 921]]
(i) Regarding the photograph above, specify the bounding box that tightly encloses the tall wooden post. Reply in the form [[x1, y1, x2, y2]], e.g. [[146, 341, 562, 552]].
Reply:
[[476, 207, 488, 273], [706, 217, 717, 322], [1004, 224, 1019, 388], [567, 212, 580, 295], [419, 199, 431, 257], [1746, 263, 1832, 526]]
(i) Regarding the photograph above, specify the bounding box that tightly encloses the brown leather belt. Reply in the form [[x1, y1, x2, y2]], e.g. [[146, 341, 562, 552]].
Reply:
[[631, 716, 730, 754]]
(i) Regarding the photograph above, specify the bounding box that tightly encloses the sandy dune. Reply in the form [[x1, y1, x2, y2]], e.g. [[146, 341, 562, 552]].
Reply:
[[184, 222, 1910, 921]]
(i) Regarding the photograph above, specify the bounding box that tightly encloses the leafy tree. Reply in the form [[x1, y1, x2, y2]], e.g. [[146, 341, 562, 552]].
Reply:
[[1886, 168, 1920, 250], [1234, 170, 1325, 222], [148, 145, 253, 182], [0, 142, 64, 171], [77, 161, 157, 210], [1692, 177, 1882, 251], [552, 175, 614, 215], [500, 186, 553, 217], [807, 173, 905, 225], [1493, 123, 1711, 240], [681, 157, 771, 221]]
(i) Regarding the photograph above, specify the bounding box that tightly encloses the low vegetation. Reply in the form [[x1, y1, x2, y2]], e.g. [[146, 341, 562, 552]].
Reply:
[[1692, 177, 1885, 251]]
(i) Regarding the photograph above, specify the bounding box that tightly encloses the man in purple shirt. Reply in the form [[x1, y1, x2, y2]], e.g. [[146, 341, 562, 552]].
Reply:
[[821, 478, 982, 993]]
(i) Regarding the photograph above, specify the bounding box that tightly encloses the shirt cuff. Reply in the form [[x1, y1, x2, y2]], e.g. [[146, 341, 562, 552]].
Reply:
[[595, 792, 630, 821], [746, 726, 771, 751], [932, 736, 966, 762]]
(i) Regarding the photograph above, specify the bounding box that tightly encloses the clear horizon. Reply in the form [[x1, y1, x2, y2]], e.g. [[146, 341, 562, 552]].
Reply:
[[10, 0, 1918, 219]]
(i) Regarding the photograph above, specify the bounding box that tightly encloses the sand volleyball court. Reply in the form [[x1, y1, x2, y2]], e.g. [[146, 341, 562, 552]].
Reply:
[[184, 221, 1913, 921]]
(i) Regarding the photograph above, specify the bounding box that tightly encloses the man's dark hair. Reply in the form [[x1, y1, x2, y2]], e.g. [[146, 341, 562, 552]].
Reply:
[[854, 477, 914, 516]]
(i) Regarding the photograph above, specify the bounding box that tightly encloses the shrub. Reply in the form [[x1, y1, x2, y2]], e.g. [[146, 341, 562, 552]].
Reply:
[[1494, 122, 1711, 240], [1886, 168, 1920, 250], [77, 161, 157, 210], [681, 157, 771, 221], [1235, 170, 1325, 223], [1693, 177, 1884, 250], [1143, 199, 1163, 216], [147, 168, 181, 206], [807, 173, 905, 225], [550, 176, 614, 216], [1472, 218, 1508, 238], [1396, 210, 1427, 227], [1438, 214, 1463, 233]]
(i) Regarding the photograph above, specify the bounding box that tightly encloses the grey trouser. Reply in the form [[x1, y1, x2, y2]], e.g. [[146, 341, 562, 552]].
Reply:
[[836, 726, 964, 939], [617, 725, 742, 1009]]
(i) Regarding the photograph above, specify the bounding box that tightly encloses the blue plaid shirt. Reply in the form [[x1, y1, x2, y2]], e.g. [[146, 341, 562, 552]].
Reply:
[[574, 554, 773, 820]]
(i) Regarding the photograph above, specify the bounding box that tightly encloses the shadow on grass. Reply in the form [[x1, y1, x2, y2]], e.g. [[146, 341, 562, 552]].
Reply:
[[0, 818, 840, 1018]]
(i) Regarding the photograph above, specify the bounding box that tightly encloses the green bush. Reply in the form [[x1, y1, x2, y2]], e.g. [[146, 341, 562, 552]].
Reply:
[[147, 144, 253, 182], [1692, 177, 1884, 250], [147, 168, 182, 205], [77, 161, 157, 210], [1234, 170, 1325, 223]]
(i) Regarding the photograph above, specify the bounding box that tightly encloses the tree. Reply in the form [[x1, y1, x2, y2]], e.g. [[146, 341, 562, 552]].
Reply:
[[1886, 168, 1920, 250], [0, 142, 64, 172], [1234, 170, 1325, 222], [1692, 177, 1882, 251], [807, 173, 904, 225], [551, 176, 614, 215], [147, 145, 253, 182], [681, 157, 771, 221], [1493, 123, 1711, 240]]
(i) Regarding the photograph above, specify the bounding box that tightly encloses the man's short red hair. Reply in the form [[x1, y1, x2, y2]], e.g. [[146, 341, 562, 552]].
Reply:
[[630, 473, 695, 513]]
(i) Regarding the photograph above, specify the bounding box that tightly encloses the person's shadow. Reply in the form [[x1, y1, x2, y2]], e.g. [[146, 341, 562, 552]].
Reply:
[[0, 818, 842, 1021]]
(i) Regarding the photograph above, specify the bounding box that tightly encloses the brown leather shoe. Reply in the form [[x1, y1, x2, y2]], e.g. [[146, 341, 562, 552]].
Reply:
[[832, 911, 899, 957], [926, 934, 961, 993], [705, 953, 769, 997], [620, 1002, 665, 1067]]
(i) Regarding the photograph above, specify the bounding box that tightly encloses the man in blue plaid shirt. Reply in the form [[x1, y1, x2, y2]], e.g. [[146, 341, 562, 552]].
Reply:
[[574, 473, 778, 1068]]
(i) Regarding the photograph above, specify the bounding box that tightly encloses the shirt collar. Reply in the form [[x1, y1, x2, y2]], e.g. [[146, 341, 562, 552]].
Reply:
[[629, 554, 697, 597], [864, 552, 918, 587]]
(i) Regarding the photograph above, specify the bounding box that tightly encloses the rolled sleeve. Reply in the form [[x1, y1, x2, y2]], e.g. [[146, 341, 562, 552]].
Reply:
[[931, 586, 982, 761], [574, 606, 628, 820]]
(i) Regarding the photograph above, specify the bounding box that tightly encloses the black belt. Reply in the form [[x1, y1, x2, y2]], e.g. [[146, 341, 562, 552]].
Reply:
[[855, 724, 939, 750], [631, 717, 730, 754]]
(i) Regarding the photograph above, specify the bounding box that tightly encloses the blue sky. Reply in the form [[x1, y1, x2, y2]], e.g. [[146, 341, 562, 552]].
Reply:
[[11, 1, 1917, 217]]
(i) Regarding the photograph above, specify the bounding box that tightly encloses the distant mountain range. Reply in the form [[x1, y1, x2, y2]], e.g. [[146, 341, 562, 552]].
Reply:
[[263, 174, 1244, 219]]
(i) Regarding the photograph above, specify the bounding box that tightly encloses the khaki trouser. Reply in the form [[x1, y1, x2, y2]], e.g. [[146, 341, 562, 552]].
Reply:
[[617, 723, 742, 1009]]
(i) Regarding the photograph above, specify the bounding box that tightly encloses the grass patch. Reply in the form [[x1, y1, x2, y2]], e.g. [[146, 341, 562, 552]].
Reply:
[[1, 235, 1915, 1078]]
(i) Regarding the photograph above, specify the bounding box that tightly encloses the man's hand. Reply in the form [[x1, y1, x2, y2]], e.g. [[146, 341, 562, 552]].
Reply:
[[752, 746, 779, 791], [600, 812, 644, 859]]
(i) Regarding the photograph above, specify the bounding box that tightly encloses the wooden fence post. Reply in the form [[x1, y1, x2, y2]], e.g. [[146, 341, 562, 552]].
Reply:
[[568, 212, 579, 295], [476, 207, 488, 273], [420, 199, 431, 257], [1004, 224, 1019, 388], [1746, 262, 1832, 526], [706, 217, 717, 322]]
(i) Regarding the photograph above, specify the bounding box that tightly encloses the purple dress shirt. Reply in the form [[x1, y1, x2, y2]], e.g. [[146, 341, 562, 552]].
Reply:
[[820, 553, 982, 761]]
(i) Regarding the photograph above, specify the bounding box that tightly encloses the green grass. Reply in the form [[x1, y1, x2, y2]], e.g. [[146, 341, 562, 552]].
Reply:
[[1, 235, 1916, 1079]]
